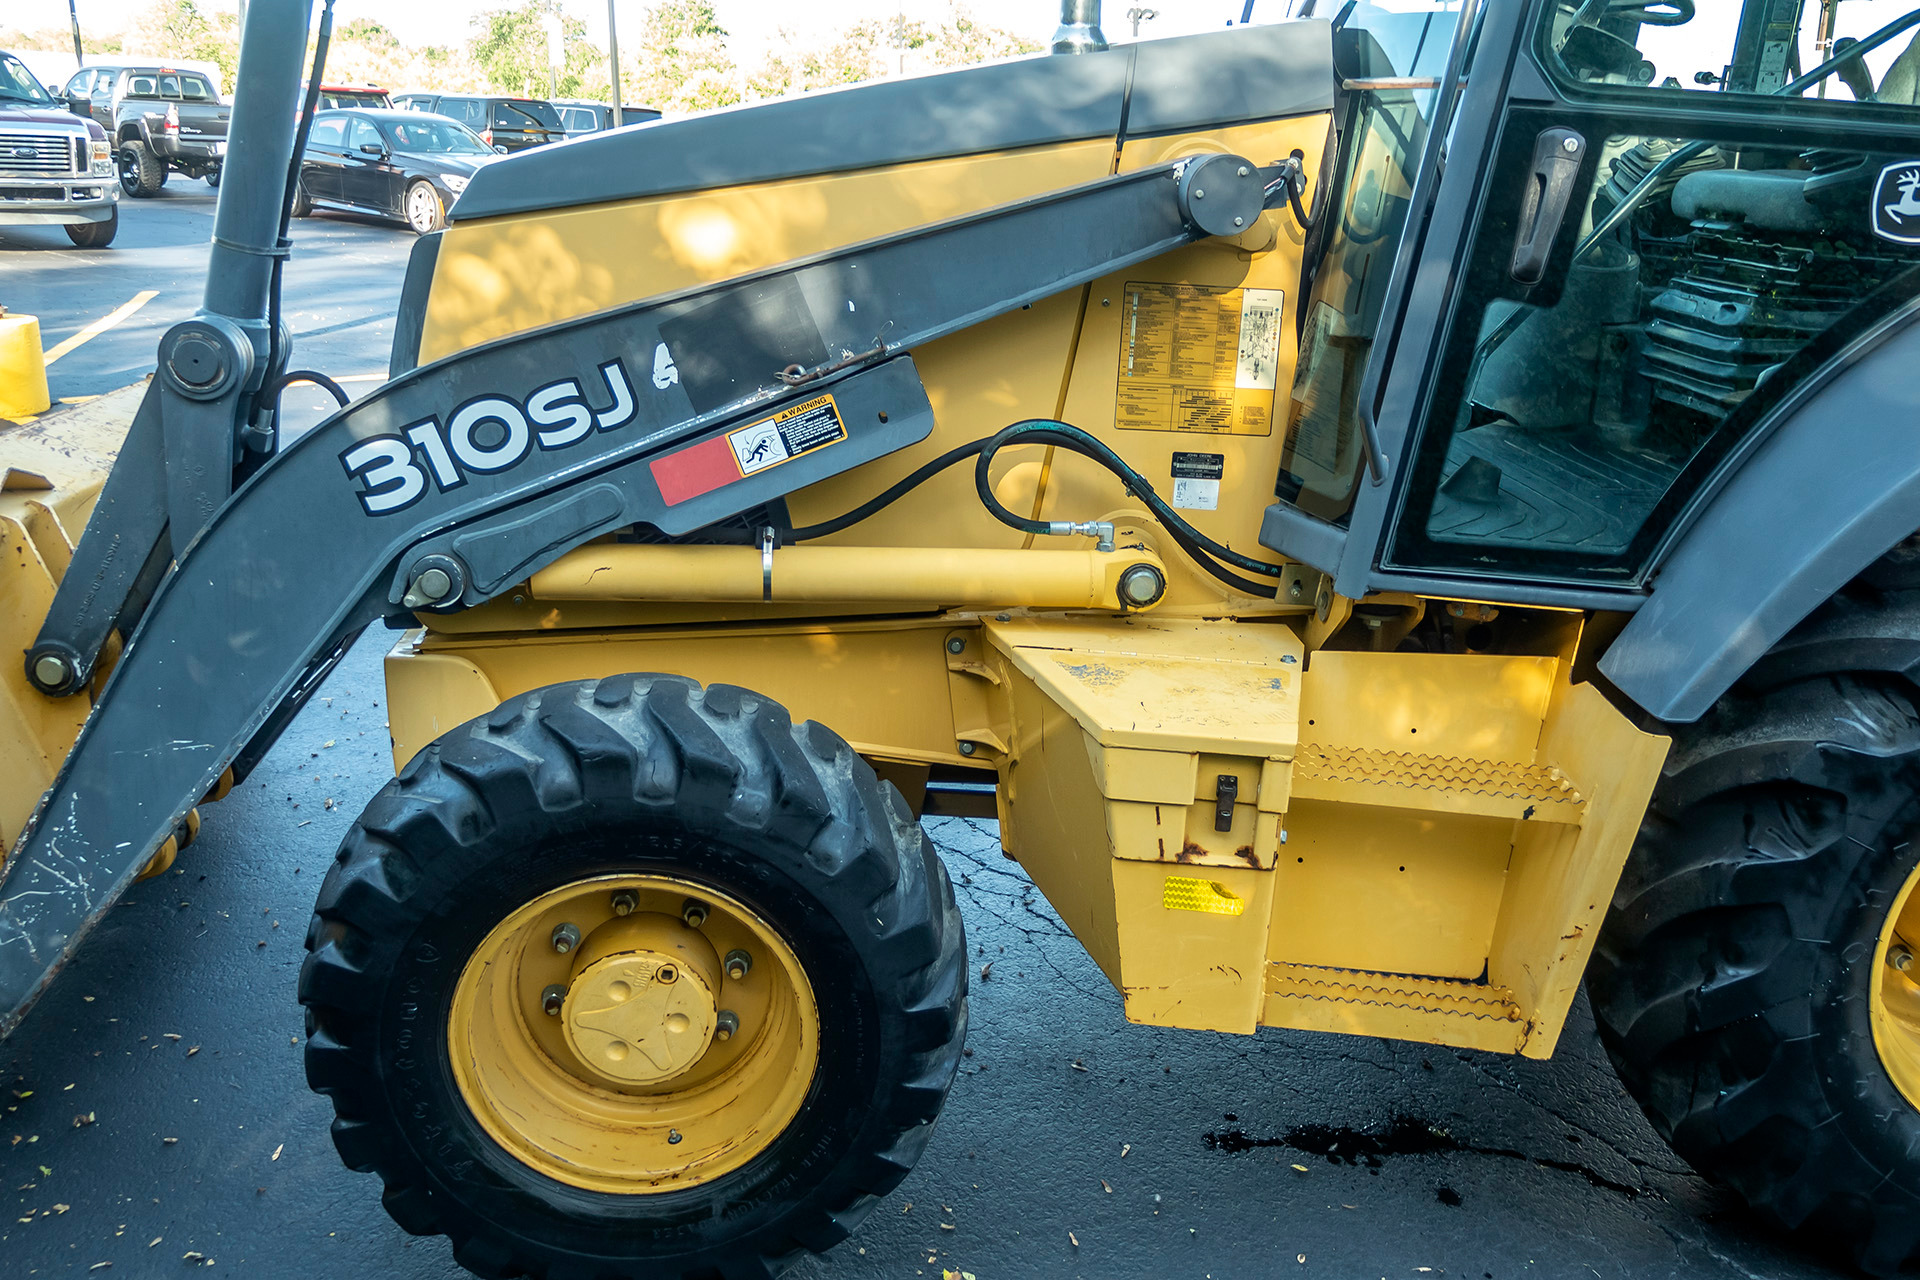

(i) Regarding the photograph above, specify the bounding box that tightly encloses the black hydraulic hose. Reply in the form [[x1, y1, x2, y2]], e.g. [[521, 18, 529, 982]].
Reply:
[[786, 438, 989, 541], [972, 420, 1289, 579], [264, 369, 350, 412], [259, 0, 335, 422], [786, 419, 1285, 598]]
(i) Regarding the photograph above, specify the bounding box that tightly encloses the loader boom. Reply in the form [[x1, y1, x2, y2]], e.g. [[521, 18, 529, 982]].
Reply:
[[0, 125, 1266, 1032]]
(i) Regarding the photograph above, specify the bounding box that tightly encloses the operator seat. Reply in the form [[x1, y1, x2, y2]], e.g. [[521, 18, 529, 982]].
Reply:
[[1876, 29, 1920, 104]]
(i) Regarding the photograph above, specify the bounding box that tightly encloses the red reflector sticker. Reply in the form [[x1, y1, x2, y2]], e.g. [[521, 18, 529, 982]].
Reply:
[[650, 394, 847, 506]]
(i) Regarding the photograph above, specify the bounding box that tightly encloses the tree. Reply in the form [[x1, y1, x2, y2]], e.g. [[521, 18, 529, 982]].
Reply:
[[470, 1, 608, 99], [125, 0, 239, 87], [623, 0, 741, 113], [744, 4, 1038, 102]]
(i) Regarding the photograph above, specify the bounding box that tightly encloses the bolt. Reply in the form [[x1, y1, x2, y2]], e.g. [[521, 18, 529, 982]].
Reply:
[[682, 899, 709, 929], [1237, 165, 1249, 177], [1233, 216, 1244, 227], [1892, 945, 1915, 973], [32, 654, 70, 688], [540, 984, 566, 1016], [667, 1129, 683, 1145], [714, 1010, 740, 1042], [1288, 580, 1306, 602], [958, 741, 977, 757], [610, 889, 638, 916], [947, 637, 966, 654], [724, 949, 753, 981], [1562, 136, 1579, 153], [550, 922, 580, 954], [1193, 188, 1204, 199]]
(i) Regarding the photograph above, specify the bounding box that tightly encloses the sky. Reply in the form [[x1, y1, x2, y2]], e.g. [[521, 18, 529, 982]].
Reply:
[[14, 0, 1287, 67]]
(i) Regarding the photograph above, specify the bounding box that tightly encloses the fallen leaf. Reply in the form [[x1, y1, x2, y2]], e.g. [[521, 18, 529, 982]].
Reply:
[[149, 1238, 161, 1248], [72, 1113, 93, 1128], [162, 1034, 181, 1042], [939, 1223, 954, 1231], [1121, 1143, 1131, 1158], [1297, 1255, 1306, 1264], [1068, 1230, 1080, 1247], [901, 1202, 912, 1214], [183, 1252, 204, 1262], [82, 996, 94, 1003], [12, 1090, 30, 1099], [323, 740, 335, 748], [89, 1262, 110, 1271], [271, 1143, 283, 1161], [186, 1047, 199, 1058], [979, 962, 992, 981], [1100, 1179, 1112, 1193], [62, 1083, 74, 1091], [1070, 1060, 1088, 1072], [53, 1203, 69, 1213], [37, 1165, 48, 1176], [1290, 1164, 1309, 1173], [162, 1137, 178, 1145]]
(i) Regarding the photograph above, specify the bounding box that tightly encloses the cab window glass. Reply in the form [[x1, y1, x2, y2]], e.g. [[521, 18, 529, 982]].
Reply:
[[178, 74, 213, 101], [1542, 0, 1920, 108], [348, 117, 384, 152], [307, 117, 346, 148], [158, 74, 181, 98], [127, 75, 158, 97]]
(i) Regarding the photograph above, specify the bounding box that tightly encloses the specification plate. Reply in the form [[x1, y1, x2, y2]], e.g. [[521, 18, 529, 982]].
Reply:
[[1113, 282, 1284, 436]]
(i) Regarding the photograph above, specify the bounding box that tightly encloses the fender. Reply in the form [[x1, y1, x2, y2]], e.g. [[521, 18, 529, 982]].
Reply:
[[1600, 302, 1920, 723]]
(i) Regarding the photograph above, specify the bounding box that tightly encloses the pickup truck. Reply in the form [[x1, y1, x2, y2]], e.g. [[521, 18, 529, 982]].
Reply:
[[60, 63, 230, 196], [0, 50, 117, 247]]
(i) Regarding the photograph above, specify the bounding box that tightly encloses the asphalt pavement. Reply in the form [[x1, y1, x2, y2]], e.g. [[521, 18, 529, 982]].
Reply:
[[0, 185, 1853, 1280]]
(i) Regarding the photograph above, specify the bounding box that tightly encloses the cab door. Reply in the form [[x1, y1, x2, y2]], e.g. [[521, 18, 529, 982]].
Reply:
[[1262, 0, 1920, 609], [340, 115, 400, 213]]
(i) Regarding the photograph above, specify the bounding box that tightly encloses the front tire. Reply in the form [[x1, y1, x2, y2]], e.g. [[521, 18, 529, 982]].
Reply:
[[1592, 604, 1920, 1273], [64, 208, 117, 248], [300, 676, 966, 1279], [404, 179, 444, 234]]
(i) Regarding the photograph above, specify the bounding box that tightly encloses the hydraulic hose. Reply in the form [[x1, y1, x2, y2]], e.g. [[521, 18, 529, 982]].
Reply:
[[787, 418, 1288, 599]]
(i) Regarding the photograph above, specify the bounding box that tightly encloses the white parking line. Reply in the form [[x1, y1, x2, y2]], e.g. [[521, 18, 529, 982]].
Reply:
[[43, 291, 159, 366]]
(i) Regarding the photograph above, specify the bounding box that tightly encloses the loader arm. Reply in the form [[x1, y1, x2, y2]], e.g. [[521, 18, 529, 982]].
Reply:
[[0, 151, 1267, 1035]]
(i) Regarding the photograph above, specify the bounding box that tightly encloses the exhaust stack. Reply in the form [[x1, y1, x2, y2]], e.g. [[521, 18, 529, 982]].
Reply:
[[1051, 0, 1108, 53]]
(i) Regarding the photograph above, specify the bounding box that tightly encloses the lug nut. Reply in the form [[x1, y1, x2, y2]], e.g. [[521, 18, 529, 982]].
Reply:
[[947, 637, 966, 654], [958, 741, 977, 756], [550, 922, 581, 954], [667, 1129, 683, 1145], [724, 949, 752, 981], [682, 899, 709, 929], [1891, 945, 1914, 973], [540, 984, 566, 1016], [714, 1010, 740, 1041], [610, 889, 638, 916]]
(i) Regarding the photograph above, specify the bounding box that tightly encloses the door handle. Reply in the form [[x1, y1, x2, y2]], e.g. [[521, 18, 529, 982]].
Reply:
[[1509, 127, 1586, 284]]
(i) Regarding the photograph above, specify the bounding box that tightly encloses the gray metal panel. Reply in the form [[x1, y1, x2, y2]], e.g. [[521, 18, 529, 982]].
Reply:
[[388, 230, 440, 378], [453, 21, 1334, 221], [1600, 312, 1920, 723]]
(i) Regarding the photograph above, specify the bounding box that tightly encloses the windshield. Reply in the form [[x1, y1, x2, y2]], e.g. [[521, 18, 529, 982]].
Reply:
[[0, 53, 54, 105], [381, 117, 492, 155], [493, 99, 562, 131]]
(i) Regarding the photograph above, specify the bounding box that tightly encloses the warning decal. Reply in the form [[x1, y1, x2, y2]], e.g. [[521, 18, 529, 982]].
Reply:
[[651, 393, 847, 506], [1114, 283, 1283, 436]]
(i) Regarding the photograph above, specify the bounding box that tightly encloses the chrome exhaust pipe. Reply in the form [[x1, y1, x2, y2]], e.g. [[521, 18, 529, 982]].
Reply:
[[1051, 0, 1108, 53]]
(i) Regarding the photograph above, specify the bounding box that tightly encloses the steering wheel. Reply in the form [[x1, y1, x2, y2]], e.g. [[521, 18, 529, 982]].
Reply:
[[1606, 0, 1695, 25]]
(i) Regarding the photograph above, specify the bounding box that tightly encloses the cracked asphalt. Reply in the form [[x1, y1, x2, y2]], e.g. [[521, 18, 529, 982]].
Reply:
[[0, 183, 1853, 1280]]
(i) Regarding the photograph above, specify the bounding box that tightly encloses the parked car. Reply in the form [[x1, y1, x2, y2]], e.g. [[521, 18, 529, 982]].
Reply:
[[292, 108, 502, 234], [60, 63, 229, 195], [0, 49, 117, 246], [389, 93, 563, 151], [549, 99, 662, 138], [310, 82, 391, 110]]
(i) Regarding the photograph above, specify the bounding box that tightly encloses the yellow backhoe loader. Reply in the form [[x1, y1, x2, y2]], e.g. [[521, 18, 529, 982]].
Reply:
[[5, 0, 1920, 1274]]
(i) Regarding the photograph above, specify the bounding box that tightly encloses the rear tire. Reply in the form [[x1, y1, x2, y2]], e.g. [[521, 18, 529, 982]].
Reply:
[[1592, 578, 1920, 1276], [290, 178, 312, 218], [205, 166, 220, 188], [118, 140, 163, 197], [64, 208, 117, 248], [300, 675, 966, 1279]]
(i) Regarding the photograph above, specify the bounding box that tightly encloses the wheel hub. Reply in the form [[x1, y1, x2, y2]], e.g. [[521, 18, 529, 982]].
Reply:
[[1874, 861, 1920, 1112], [561, 914, 720, 1085]]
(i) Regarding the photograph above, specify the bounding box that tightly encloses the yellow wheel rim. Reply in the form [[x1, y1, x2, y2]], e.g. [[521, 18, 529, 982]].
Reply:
[[448, 874, 820, 1194], [1872, 859, 1920, 1113]]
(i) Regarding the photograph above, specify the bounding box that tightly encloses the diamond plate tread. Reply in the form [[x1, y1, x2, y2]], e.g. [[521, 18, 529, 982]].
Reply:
[[1290, 743, 1584, 823], [1264, 961, 1523, 1023]]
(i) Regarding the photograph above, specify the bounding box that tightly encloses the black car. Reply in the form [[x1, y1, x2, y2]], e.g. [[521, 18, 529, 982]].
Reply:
[[291, 109, 499, 234], [389, 93, 563, 152]]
